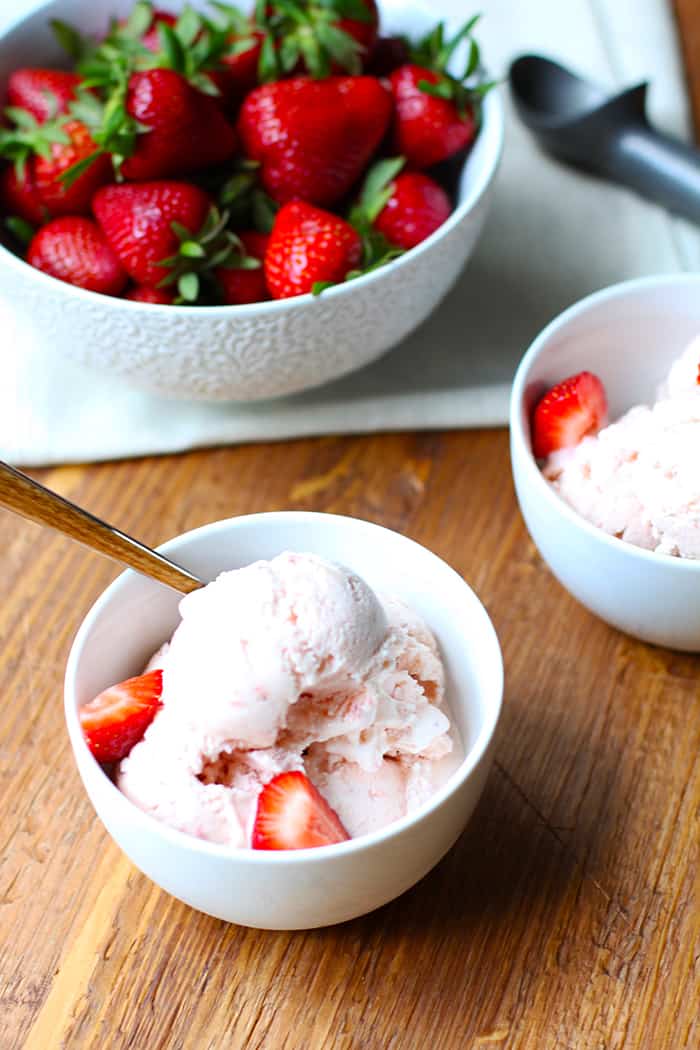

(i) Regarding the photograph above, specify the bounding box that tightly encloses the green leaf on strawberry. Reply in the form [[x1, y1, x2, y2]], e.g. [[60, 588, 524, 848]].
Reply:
[[209, 1, 254, 36], [0, 107, 71, 177], [49, 18, 89, 62], [4, 215, 35, 248], [254, 0, 377, 79], [407, 16, 494, 117], [209, 160, 279, 234], [349, 155, 405, 226], [153, 205, 260, 304]]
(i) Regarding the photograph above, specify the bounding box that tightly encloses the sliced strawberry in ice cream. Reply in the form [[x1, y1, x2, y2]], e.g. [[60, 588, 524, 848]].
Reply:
[[252, 771, 350, 850], [80, 669, 163, 763], [532, 371, 608, 459]]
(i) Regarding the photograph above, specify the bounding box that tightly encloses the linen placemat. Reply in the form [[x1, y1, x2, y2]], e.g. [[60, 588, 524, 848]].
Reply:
[[1, 0, 698, 465]]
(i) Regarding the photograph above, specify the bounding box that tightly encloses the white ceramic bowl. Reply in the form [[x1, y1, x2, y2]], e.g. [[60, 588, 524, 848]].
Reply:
[[0, 0, 503, 402], [510, 273, 700, 652], [64, 512, 503, 929]]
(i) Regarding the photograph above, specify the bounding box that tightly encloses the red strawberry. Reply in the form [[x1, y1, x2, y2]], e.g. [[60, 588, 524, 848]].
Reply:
[[390, 65, 477, 169], [140, 9, 178, 53], [27, 216, 128, 295], [0, 118, 112, 223], [216, 230, 270, 305], [375, 171, 451, 249], [120, 69, 237, 181], [252, 771, 350, 850], [7, 68, 81, 123], [237, 76, 391, 207], [93, 180, 211, 286], [531, 372, 608, 459], [79, 669, 163, 763], [265, 201, 362, 299], [33, 120, 112, 214], [124, 283, 175, 304], [208, 31, 264, 110]]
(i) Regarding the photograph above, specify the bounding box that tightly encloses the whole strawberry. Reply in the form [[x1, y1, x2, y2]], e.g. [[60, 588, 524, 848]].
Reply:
[[351, 157, 452, 249], [93, 180, 212, 287], [0, 116, 112, 224], [7, 68, 81, 123], [119, 69, 237, 181], [391, 64, 476, 169], [375, 172, 451, 248], [389, 18, 490, 169], [94, 181, 246, 302], [238, 76, 392, 207], [216, 230, 270, 305], [27, 215, 128, 295], [265, 200, 362, 299]]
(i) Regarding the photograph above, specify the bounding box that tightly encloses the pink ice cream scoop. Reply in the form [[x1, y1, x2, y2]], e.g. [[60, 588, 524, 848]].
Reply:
[[118, 552, 458, 847], [543, 337, 700, 559]]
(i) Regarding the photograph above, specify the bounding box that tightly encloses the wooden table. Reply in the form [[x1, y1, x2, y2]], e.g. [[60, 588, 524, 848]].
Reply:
[[4, 17, 700, 1050]]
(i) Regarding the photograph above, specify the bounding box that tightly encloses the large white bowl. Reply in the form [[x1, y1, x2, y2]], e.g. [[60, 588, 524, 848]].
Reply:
[[510, 274, 700, 652], [64, 512, 503, 929], [0, 0, 503, 401]]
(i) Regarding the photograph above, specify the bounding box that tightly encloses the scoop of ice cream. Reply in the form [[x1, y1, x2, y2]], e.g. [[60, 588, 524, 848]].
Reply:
[[153, 551, 388, 753], [305, 746, 461, 839], [117, 552, 457, 846], [544, 338, 700, 559]]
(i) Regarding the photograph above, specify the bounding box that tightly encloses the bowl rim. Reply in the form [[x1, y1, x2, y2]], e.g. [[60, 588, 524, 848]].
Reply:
[[64, 510, 504, 863], [510, 271, 700, 573], [0, 0, 505, 315]]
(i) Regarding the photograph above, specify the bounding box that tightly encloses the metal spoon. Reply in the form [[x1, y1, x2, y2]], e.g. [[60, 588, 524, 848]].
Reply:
[[509, 53, 700, 224], [0, 460, 204, 594]]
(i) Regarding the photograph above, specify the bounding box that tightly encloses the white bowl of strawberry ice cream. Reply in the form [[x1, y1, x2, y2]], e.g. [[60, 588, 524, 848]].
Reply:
[[510, 274, 700, 652], [64, 512, 503, 929]]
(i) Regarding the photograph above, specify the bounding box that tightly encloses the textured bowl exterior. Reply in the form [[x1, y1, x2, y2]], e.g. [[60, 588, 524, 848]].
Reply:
[[0, 0, 503, 402], [510, 274, 700, 652], [64, 512, 504, 929]]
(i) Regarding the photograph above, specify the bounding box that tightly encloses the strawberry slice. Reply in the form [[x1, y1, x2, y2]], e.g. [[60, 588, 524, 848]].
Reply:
[[79, 669, 163, 764], [531, 371, 608, 459], [252, 771, 350, 850]]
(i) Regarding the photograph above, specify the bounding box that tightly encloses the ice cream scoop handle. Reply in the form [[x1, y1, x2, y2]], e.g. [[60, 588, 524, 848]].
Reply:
[[0, 460, 204, 594], [609, 125, 700, 224]]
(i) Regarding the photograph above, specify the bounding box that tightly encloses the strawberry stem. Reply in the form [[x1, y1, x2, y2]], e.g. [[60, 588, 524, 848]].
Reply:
[[155, 205, 260, 304], [255, 0, 371, 78]]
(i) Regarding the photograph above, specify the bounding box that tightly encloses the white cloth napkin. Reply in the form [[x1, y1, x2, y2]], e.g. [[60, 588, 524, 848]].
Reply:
[[1, 0, 698, 466]]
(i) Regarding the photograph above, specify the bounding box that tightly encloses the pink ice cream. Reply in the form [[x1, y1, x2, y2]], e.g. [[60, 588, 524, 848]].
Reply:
[[543, 336, 700, 559], [117, 552, 460, 846]]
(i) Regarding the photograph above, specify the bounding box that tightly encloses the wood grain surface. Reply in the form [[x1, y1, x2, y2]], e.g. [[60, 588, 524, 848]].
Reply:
[[3, 11, 700, 1050]]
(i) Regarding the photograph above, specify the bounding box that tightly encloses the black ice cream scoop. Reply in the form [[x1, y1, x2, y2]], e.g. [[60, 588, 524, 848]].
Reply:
[[509, 53, 700, 224]]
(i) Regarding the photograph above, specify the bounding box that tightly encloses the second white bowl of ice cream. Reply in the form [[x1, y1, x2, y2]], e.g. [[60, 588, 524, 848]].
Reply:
[[510, 274, 700, 652]]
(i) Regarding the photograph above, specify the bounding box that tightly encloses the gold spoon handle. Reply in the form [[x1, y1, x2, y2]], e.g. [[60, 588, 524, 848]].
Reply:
[[0, 460, 204, 594]]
